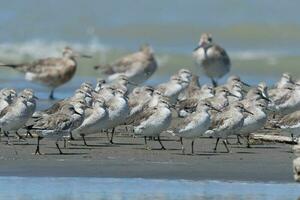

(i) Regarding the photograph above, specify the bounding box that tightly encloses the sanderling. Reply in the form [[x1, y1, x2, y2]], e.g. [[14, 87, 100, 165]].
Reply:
[[132, 97, 173, 150], [0, 89, 37, 142], [156, 75, 189, 104], [168, 101, 219, 154], [205, 102, 253, 153], [238, 100, 268, 147], [0, 47, 91, 99], [104, 88, 129, 144], [193, 33, 230, 87], [72, 98, 109, 145], [29, 104, 85, 155]]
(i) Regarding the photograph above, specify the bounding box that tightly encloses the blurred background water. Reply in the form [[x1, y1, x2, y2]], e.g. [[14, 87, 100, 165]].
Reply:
[[1, 0, 300, 92], [0, 177, 299, 200]]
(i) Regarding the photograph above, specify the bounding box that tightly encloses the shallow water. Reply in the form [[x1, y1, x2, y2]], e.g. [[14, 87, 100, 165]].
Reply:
[[0, 177, 299, 200], [0, 1, 300, 78]]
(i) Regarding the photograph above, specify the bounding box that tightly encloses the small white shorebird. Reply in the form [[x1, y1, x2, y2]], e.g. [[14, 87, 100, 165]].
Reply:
[[32, 88, 92, 118], [274, 110, 300, 141], [156, 75, 190, 104], [0, 88, 17, 112], [238, 100, 268, 148], [193, 33, 231, 87], [0, 47, 92, 99], [176, 86, 235, 118], [205, 102, 253, 153], [177, 74, 201, 101], [132, 98, 173, 150], [28, 103, 85, 155], [269, 84, 300, 115], [127, 86, 154, 116], [104, 88, 129, 144], [72, 98, 108, 145], [168, 101, 219, 154], [0, 89, 37, 141], [94, 44, 157, 84], [275, 73, 295, 89]]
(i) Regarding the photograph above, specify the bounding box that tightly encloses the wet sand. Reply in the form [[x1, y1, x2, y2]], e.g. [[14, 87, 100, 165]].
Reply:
[[0, 129, 295, 182]]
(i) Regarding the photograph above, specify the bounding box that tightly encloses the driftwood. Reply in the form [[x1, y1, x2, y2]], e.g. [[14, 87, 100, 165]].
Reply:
[[293, 157, 300, 182], [250, 134, 298, 145]]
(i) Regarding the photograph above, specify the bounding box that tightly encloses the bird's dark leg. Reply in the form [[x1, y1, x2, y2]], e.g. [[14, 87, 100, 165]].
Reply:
[[35, 136, 42, 155], [25, 131, 33, 138], [191, 140, 195, 155], [144, 136, 151, 150], [180, 137, 185, 154], [49, 89, 55, 100], [4, 131, 11, 145], [246, 135, 251, 148], [106, 129, 110, 144], [69, 132, 75, 140], [56, 140, 63, 154], [158, 136, 166, 150], [213, 138, 220, 152], [63, 138, 67, 148], [15, 131, 25, 141], [237, 135, 243, 145], [211, 78, 218, 87], [223, 140, 230, 153], [81, 134, 88, 146], [110, 128, 115, 144]]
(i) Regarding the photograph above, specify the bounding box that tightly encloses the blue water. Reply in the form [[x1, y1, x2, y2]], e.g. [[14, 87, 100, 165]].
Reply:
[[0, 177, 298, 200]]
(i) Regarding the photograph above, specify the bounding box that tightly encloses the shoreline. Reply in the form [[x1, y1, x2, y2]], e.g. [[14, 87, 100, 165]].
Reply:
[[0, 131, 295, 183]]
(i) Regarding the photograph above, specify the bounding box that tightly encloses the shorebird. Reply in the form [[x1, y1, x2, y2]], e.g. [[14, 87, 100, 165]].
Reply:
[[177, 74, 201, 101], [205, 102, 253, 153], [107, 75, 138, 94], [227, 83, 244, 104], [32, 88, 92, 118], [0, 88, 17, 112], [176, 86, 234, 118], [257, 82, 269, 100], [168, 101, 219, 154], [274, 110, 300, 140], [156, 75, 190, 104], [132, 98, 173, 150], [28, 104, 85, 155], [128, 86, 154, 116], [268, 84, 300, 115], [0, 89, 37, 142], [94, 44, 157, 84], [104, 88, 129, 144], [238, 100, 268, 147], [193, 33, 231, 87], [275, 73, 295, 89], [72, 98, 108, 145], [0, 47, 91, 99]]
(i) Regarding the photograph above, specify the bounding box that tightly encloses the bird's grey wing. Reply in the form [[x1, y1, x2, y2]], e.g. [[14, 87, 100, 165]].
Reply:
[[278, 111, 300, 127], [177, 98, 198, 110], [132, 107, 157, 126], [0, 105, 11, 118]]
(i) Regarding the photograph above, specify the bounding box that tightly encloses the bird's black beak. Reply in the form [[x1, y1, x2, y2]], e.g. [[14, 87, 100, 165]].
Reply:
[[193, 45, 201, 51], [243, 108, 254, 115], [209, 105, 222, 112], [241, 81, 251, 87]]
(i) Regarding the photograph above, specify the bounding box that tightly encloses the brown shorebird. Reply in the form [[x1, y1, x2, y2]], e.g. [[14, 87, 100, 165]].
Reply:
[[0, 47, 91, 99], [193, 33, 230, 87], [94, 44, 157, 84]]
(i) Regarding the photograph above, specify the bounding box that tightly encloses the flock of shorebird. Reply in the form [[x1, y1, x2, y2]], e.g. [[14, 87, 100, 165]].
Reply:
[[0, 33, 299, 155]]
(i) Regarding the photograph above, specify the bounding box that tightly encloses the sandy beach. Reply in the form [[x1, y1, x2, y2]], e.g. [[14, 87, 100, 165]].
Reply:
[[0, 128, 295, 182]]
